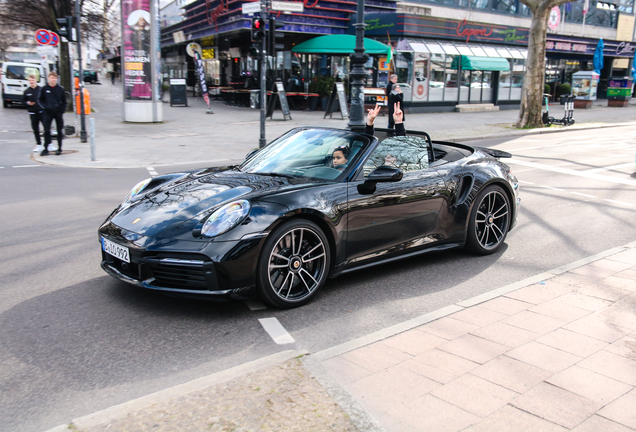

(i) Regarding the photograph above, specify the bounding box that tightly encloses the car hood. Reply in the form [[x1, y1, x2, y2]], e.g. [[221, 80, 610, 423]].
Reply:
[[110, 170, 316, 236]]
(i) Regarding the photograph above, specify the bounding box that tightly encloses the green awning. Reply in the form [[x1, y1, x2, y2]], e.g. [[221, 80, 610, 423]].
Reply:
[[450, 55, 510, 71], [292, 35, 392, 61]]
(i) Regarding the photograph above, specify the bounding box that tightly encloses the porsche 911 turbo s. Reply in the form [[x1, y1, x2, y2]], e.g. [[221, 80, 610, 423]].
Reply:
[[99, 127, 520, 308]]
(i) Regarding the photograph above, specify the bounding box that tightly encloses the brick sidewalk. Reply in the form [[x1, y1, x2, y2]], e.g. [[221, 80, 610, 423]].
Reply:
[[319, 244, 636, 432]]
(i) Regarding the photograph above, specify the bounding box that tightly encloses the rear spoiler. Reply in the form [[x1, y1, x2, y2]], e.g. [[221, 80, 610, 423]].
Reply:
[[479, 148, 512, 158]]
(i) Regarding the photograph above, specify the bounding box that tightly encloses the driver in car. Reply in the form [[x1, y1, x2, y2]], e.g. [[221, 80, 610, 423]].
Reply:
[[365, 102, 405, 136], [332, 145, 350, 171]]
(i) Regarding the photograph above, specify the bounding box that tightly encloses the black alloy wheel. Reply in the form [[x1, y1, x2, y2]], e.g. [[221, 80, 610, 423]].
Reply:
[[257, 219, 330, 308], [466, 185, 511, 255]]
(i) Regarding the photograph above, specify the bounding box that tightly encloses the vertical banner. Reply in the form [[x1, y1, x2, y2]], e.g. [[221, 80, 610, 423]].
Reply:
[[187, 42, 213, 113], [122, 0, 153, 100]]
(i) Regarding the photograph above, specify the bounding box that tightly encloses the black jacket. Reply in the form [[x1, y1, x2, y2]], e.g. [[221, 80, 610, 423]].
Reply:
[[39, 84, 66, 114], [365, 123, 405, 136], [23, 86, 43, 114]]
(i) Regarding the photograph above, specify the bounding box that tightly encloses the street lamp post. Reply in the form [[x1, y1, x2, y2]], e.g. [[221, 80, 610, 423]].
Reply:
[[347, 0, 368, 130]]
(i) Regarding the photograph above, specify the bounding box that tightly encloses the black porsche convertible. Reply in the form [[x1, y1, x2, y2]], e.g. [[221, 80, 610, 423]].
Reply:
[[99, 127, 520, 308]]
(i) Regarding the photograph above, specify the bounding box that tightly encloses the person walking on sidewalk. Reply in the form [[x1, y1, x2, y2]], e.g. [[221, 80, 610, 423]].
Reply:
[[387, 83, 405, 130], [38, 71, 66, 156], [23, 74, 44, 153]]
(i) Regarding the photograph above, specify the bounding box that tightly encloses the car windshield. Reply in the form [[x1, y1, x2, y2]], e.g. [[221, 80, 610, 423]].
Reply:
[[6, 65, 40, 81], [240, 129, 372, 181]]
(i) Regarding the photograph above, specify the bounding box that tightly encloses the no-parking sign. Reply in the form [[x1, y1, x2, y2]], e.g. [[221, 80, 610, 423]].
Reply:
[[49, 32, 59, 46], [35, 29, 52, 45]]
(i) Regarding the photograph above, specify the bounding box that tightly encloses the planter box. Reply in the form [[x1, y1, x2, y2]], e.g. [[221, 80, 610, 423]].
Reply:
[[573, 100, 592, 109], [608, 99, 629, 107]]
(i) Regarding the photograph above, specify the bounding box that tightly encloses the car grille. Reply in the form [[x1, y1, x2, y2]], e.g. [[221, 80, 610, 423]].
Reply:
[[149, 262, 208, 289]]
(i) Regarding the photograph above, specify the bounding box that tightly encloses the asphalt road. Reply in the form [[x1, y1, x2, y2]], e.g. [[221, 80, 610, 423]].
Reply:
[[1, 107, 635, 431]]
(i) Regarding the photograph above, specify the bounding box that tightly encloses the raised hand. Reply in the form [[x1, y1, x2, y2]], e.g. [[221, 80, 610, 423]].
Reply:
[[393, 102, 403, 124], [366, 103, 382, 126]]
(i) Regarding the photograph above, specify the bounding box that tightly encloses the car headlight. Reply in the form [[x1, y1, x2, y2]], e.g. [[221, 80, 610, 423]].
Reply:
[[124, 178, 151, 203], [201, 200, 251, 238]]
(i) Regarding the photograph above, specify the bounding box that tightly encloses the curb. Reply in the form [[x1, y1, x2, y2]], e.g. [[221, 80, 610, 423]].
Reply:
[[42, 349, 308, 432], [30, 120, 636, 169]]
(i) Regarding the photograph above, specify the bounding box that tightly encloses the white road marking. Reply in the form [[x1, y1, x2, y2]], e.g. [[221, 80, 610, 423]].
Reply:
[[507, 159, 636, 187], [540, 185, 565, 192], [146, 166, 158, 177], [245, 299, 267, 311], [259, 317, 296, 344], [13, 165, 39, 168], [603, 199, 635, 207], [517, 180, 535, 184], [571, 192, 597, 198], [586, 162, 636, 174]]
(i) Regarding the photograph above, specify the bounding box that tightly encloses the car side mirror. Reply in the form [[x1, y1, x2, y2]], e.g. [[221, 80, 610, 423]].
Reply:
[[357, 165, 403, 194], [245, 148, 259, 161]]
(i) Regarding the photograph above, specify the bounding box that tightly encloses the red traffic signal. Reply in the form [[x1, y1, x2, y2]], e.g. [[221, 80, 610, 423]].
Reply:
[[251, 18, 265, 42]]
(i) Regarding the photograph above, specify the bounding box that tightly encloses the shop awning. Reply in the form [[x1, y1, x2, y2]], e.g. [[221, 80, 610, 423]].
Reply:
[[292, 35, 392, 61], [450, 55, 510, 71]]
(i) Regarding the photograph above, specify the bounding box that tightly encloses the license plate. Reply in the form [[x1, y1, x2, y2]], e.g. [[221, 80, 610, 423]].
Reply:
[[102, 237, 130, 263]]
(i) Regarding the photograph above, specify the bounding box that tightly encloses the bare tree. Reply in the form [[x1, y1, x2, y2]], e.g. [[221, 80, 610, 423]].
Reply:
[[516, 0, 571, 128], [0, 23, 18, 61]]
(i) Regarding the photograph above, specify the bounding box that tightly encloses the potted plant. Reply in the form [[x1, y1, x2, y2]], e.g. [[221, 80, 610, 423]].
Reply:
[[556, 83, 571, 104], [312, 75, 335, 111]]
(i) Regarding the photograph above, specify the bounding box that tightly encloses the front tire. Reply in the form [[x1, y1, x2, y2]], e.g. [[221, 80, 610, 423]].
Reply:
[[465, 185, 511, 255], [257, 219, 330, 308]]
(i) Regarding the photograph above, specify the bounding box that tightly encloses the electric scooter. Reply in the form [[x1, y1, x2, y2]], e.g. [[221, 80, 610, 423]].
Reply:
[[542, 94, 575, 126]]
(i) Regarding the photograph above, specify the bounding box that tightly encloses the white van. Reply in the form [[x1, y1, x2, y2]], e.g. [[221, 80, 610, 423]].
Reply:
[[2, 62, 46, 108]]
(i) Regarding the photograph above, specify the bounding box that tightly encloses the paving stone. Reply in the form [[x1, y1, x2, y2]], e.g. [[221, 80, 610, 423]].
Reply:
[[511, 382, 600, 429], [462, 404, 568, 432], [430, 373, 518, 417], [505, 282, 572, 304], [597, 388, 636, 429], [597, 276, 636, 291], [502, 310, 567, 335], [570, 264, 620, 280], [546, 365, 632, 405], [571, 415, 636, 432], [586, 259, 635, 273], [437, 334, 511, 364], [418, 316, 480, 340], [528, 298, 592, 323], [322, 355, 375, 385], [551, 272, 601, 287], [578, 350, 636, 386], [386, 394, 479, 432], [477, 296, 534, 315], [536, 328, 608, 357], [573, 284, 629, 302], [448, 306, 508, 327], [605, 334, 636, 360], [506, 341, 582, 373], [607, 249, 636, 265], [412, 348, 480, 384], [615, 268, 636, 281], [564, 315, 631, 343], [339, 343, 412, 373], [470, 355, 552, 393], [378, 328, 446, 356], [470, 321, 539, 348]]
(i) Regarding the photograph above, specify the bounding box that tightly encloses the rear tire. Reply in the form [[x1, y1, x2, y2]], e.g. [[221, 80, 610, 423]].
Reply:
[[257, 219, 330, 308], [3, 100, 8, 108], [465, 185, 511, 255]]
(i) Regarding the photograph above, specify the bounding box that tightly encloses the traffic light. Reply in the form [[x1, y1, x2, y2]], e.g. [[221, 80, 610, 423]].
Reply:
[[249, 45, 260, 58], [251, 17, 265, 42], [268, 17, 285, 55], [56, 16, 75, 41]]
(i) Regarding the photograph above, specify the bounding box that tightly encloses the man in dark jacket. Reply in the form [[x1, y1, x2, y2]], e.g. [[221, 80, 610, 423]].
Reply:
[[23, 74, 44, 153], [38, 71, 66, 156]]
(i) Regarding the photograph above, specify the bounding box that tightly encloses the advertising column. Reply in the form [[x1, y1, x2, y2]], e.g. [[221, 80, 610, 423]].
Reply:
[[121, 0, 162, 122]]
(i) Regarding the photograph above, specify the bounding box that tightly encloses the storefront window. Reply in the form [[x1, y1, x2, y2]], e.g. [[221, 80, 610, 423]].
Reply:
[[459, 0, 490, 8], [499, 66, 512, 101], [511, 58, 524, 99], [429, 54, 446, 101]]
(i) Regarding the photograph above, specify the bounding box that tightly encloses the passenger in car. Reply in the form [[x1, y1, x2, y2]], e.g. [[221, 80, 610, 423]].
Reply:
[[365, 102, 405, 137], [332, 145, 350, 170]]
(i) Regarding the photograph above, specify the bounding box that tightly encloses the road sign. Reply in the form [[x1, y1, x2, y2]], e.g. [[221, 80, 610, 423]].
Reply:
[[35, 29, 51, 46], [49, 32, 59, 46], [242, 2, 261, 14], [271, 1, 304, 12]]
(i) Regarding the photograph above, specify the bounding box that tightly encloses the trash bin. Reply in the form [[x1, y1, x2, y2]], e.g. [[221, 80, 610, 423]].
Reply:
[[169, 79, 187, 107]]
